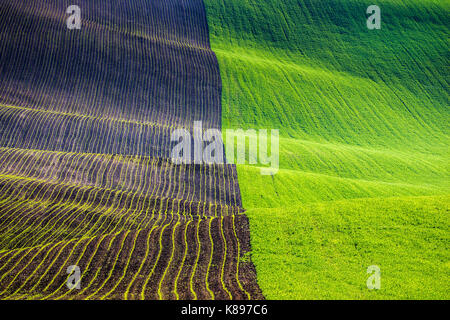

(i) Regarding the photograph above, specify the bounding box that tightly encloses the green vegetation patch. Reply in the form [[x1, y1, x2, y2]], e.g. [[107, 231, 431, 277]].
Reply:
[[204, 0, 449, 299], [247, 196, 450, 299]]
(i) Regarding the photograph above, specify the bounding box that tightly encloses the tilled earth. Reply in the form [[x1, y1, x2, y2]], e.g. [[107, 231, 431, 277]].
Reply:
[[0, 0, 263, 299]]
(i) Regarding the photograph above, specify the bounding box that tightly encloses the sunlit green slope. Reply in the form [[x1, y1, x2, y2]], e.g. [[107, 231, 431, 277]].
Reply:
[[204, 0, 449, 299], [247, 195, 449, 299]]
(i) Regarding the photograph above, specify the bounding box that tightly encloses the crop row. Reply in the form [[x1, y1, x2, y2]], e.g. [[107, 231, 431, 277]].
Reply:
[[0, 215, 262, 300], [0, 149, 244, 252], [0, 0, 221, 129], [0, 147, 243, 212]]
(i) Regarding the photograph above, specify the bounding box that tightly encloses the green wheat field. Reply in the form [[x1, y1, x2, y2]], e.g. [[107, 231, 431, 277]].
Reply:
[[204, 0, 449, 299]]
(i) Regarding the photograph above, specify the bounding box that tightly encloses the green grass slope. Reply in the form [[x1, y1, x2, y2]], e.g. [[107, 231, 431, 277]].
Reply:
[[247, 195, 449, 299], [204, 0, 449, 299]]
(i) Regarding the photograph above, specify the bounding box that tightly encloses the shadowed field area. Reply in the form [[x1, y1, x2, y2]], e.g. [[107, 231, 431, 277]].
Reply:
[[0, 0, 262, 299]]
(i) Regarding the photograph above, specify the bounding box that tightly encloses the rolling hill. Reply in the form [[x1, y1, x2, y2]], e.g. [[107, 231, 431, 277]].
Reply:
[[0, 0, 262, 299], [203, 0, 449, 299], [0, 0, 447, 300]]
